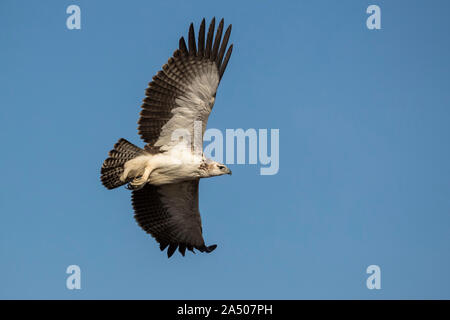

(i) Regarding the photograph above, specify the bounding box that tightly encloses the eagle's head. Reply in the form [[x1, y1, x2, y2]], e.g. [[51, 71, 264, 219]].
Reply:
[[202, 160, 232, 177]]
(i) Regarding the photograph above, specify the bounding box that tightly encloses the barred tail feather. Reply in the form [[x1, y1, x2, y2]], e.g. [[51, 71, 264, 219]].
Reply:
[[101, 138, 144, 190]]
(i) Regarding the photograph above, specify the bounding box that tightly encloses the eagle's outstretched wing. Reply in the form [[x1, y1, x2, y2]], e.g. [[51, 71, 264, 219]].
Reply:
[[138, 18, 233, 150], [131, 180, 217, 258]]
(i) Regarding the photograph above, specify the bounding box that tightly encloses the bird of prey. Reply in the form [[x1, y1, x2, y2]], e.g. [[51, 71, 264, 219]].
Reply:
[[100, 18, 233, 258]]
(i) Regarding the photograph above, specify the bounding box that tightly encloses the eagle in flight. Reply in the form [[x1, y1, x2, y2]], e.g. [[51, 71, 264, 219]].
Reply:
[[100, 18, 233, 258]]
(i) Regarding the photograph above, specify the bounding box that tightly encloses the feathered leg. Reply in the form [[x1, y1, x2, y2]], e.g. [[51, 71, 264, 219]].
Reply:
[[127, 165, 154, 190]]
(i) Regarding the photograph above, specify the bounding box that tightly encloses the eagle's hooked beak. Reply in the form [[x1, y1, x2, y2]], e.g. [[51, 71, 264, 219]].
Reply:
[[227, 168, 232, 175]]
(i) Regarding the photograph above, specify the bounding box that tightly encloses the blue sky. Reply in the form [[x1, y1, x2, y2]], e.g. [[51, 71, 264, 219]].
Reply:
[[1, 0, 450, 299]]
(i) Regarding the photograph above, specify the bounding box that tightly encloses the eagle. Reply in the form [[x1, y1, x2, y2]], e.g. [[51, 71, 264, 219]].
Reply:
[[100, 18, 233, 258]]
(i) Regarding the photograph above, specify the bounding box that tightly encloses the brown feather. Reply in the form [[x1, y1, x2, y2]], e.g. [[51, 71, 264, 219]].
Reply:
[[211, 18, 224, 60]]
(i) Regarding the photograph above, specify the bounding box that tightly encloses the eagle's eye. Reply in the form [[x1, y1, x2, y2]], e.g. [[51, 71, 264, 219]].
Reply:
[[218, 165, 225, 170]]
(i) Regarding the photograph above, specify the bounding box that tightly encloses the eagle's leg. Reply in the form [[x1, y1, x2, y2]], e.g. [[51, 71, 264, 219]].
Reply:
[[120, 167, 131, 182], [128, 166, 153, 190]]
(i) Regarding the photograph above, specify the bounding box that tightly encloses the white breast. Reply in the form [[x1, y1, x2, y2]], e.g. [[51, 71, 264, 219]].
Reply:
[[148, 147, 203, 185]]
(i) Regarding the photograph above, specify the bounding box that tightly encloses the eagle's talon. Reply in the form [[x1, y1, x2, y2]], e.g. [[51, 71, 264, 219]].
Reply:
[[126, 178, 146, 190], [126, 165, 153, 190]]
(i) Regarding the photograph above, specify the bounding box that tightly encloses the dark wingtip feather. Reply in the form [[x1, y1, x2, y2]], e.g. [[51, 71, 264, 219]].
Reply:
[[179, 244, 186, 257], [198, 18, 206, 56], [167, 244, 177, 258], [216, 24, 232, 67], [187, 245, 195, 253], [160, 242, 169, 251], [206, 244, 217, 253], [219, 44, 233, 79], [205, 17, 216, 58], [196, 244, 218, 253], [211, 18, 224, 60], [188, 23, 196, 56], [179, 37, 188, 54]]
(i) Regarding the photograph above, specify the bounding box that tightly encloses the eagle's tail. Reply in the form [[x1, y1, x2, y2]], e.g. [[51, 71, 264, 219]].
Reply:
[[101, 138, 144, 190]]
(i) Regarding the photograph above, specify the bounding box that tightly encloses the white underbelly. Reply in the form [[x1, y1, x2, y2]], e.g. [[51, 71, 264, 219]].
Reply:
[[149, 160, 199, 185], [124, 150, 202, 186]]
